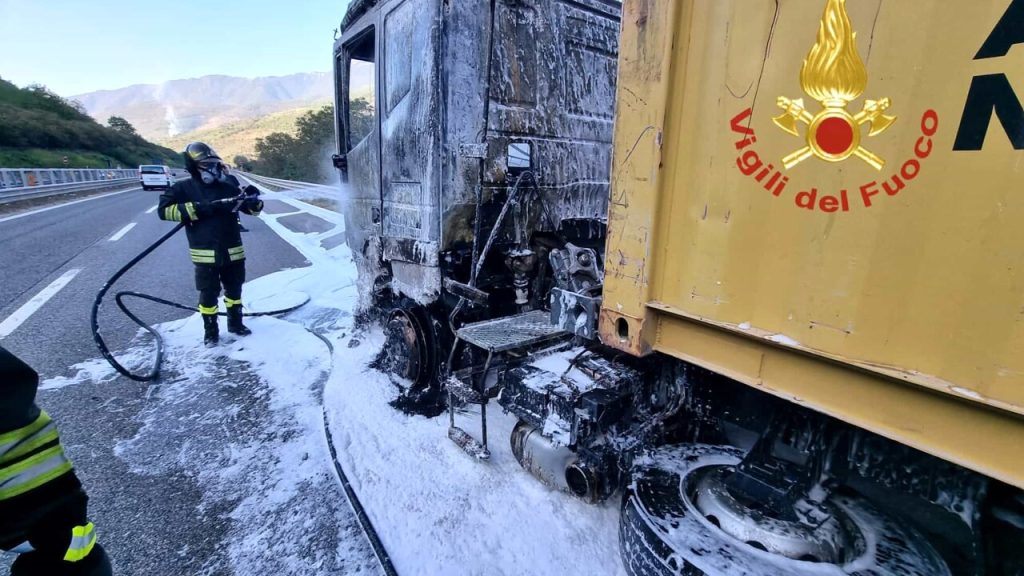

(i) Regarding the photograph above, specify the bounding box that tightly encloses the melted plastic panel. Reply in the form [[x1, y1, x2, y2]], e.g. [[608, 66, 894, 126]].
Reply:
[[483, 0, 620, 232], [381, 0, 438, 247], [439, 0, 493, 250], [337, 24, 383, 308], [381, 0, 442, 302], [439, 0, 621, 253]]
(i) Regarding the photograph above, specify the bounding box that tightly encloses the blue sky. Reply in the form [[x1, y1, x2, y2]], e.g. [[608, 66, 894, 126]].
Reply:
[[0, 0, 346, 96]]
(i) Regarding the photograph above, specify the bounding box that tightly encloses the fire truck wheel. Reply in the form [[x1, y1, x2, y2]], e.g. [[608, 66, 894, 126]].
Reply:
[[619, 444, 950, 576]]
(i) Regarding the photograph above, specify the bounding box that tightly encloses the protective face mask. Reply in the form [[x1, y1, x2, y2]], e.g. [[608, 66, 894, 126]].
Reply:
[[199, 163, 224, 184]]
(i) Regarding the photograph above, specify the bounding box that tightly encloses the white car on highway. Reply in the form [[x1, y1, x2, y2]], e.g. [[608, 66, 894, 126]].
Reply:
[[138, 165, 174, 191]]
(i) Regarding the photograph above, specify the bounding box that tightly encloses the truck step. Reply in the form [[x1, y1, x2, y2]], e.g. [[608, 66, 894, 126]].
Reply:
[[456, 310, 568, 353], [446, 374, 484, 404], [448, 426, 490, 460]]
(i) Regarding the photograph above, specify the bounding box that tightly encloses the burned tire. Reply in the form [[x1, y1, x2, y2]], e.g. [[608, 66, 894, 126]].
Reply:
[[619, 444, 950, 576], [378, 303, 446, 417], [381, 306, 433, 388]]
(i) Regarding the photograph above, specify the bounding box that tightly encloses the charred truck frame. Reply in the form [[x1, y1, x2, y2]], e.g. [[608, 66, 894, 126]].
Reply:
[[333, 0, 1024, 574]]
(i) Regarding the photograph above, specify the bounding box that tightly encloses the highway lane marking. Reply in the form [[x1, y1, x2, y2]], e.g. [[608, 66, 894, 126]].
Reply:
[[108, 222, 137, 242], [146, 204, 158, 214], [0, 186, 141, 224], [0, 269, 82, 339]]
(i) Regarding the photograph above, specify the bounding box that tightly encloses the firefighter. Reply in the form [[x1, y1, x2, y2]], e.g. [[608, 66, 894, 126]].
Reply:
[[158, 142, 264, 347], [0, 346, 113, 575]]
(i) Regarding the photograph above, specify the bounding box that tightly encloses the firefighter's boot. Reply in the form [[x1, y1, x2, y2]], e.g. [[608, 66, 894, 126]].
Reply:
[[202, 313, 219, 347], [226, 305, 251, 336]]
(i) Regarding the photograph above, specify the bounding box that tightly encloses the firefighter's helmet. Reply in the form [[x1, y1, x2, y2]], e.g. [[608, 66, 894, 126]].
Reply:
[[183, 142, 222, 175], [184, 141, 226, 181]]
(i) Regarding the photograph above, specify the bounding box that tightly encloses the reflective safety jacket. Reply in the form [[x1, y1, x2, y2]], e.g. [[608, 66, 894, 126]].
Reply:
[[157, 174, 263, 266], [0, 347, 94, 562]]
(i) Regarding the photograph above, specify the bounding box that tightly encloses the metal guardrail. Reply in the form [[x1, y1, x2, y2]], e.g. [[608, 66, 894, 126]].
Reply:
[[0, 168, 137, 189], [0, 177, 140, 206], [235, 171, 335, 191]]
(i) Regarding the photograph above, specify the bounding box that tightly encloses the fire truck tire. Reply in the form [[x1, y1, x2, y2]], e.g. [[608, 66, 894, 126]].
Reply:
[[619, 444, 950, 576]]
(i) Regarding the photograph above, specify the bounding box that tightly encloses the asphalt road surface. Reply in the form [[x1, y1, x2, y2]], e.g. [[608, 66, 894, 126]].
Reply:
[[0, 187, 380, 575], [0, 186, 302, 374]]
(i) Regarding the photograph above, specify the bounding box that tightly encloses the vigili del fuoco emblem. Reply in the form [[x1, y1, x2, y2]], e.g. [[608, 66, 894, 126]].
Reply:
[[773, 0, 897, 170]]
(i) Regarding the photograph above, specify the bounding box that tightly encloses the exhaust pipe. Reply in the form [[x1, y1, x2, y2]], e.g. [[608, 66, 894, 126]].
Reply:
[[510, 421, 599, 502], [565, 462, 601, 502]]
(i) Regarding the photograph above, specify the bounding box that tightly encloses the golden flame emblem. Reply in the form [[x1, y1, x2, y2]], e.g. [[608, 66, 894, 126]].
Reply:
[[773, 0, 896, 170]]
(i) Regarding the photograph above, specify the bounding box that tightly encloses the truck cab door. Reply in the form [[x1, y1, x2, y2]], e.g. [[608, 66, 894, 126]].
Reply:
[[336, 25, 382, 286], [378, 0, 440, 298]]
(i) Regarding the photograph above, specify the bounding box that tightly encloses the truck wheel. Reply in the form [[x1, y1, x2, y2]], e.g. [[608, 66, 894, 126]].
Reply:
[[619, 444, 950, 576], [379, 305, 445, 416], [381, 306, 432, 387]]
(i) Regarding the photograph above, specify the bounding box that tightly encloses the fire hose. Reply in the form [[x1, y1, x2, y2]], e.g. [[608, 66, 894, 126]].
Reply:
[[90, 191, 400, 575], [90, 193, 308, 382]]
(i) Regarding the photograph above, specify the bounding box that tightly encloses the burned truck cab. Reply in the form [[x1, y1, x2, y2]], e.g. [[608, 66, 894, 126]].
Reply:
[[333, 0, 621, 389]]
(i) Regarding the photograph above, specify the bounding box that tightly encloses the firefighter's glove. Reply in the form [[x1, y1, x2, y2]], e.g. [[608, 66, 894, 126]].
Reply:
[[196, 201, 232, 218], [242, 185, 262, 210], [196, 201, 215, 219]]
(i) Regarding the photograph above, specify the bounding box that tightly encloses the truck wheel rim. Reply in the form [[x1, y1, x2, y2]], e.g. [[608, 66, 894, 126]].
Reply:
[[688, 465, 862, 564]]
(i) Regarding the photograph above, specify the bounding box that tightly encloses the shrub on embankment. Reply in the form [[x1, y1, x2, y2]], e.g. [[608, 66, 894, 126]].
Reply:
[[0, 77, 180, 169]]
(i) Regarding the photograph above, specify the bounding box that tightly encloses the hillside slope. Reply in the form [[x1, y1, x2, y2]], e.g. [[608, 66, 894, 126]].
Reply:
[[162, 102, 330, 164], [0, 78, 180, 169], [73, 73, 337, 141]]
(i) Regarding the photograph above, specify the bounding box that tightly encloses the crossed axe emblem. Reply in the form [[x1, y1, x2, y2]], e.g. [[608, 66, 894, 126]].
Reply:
[[773, 97, 896, 170]]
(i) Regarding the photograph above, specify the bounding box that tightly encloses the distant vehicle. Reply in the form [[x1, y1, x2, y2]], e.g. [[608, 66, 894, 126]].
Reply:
[[138, 165, 173, 190]]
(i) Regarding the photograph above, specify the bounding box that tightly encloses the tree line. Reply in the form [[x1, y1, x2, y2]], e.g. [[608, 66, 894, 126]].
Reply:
[[239, 98, 372, 183], [0, 77, 179, 168]]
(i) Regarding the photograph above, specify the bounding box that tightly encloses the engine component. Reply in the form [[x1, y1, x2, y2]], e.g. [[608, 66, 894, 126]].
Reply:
[[550, 287, 601, 340], [505, 249, 538, 308], [549, 244, 601, 293], [499, 352, 640, 447], [508, 421, 617, 503], [510, 422, 578, 494]]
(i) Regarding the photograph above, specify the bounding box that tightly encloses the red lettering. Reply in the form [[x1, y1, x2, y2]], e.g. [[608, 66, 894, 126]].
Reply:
[[796, 188, 818, 210], [755, 163, 774, 182], [915, 136, 933, 159], [901, 159, 920, 181], [861, 182, 880, 207], [820, 195, 839, 213], [774, 177, 789, 197], [883, 175, 906, 196], [921, 109, 939, 137], [730, 108, 755, 136], [737, 150, 763, 176], [840, 189, 850, 212]]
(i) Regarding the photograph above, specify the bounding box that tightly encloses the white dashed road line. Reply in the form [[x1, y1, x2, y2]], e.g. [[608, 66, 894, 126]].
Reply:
[[146, 205, 158, 214], [108, 222, 137, 242], [0, 186, 141, 224], [0, 268, 82, 339]]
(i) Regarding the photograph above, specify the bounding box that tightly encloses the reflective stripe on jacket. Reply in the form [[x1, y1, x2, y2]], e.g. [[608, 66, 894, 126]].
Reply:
[[157, 174, 259, 266], [0, 411, 73, 502]]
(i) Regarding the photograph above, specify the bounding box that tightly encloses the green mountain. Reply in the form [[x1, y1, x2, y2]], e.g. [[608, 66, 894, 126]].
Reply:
[[0, 77, 180, 169]]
